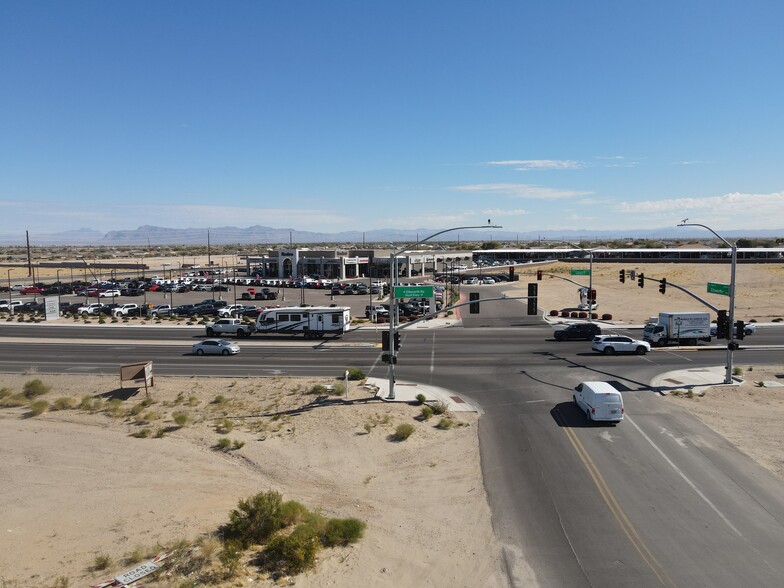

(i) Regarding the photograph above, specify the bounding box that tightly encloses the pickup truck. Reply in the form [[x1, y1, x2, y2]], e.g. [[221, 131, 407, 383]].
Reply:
[[205, 318, 256, 338], [150, 304, 172, 317], [77, 303, 105, 316], [217, 304, 246, 317], [112, 303, 140, 317]]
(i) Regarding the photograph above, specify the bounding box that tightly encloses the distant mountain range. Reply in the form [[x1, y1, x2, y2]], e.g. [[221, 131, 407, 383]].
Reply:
[[2, 225, 783, 246]]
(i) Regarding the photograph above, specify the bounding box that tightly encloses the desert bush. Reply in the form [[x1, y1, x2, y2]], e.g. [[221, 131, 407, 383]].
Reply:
[[92, 553, 112, 571], [0, 387, 11, 399], [0, 393, 28, 408], [414, 393, 426, 405], [29, 399, 49, 416], [431, 401, 449, 415], [222, 491, 285, 548], [436, 417, 454, 430], [23, 378, 50, 398], [332, 383, 346, 396], [128, 403, 145, 416], [212, 394, 227, 405], [308, 384, 327, 395], [346, 367, 365, 381], [134, 428, 152, 439], [231, 440, 245, 450], [393, 423, 415, 441], [215, 418, 234, 434], [155, 427, 166, 438], [172, 411, 190, 426], [104, 398, 124, 417], [321, 518, 365, 547], [216, 438, 232, 451], [263, 532, 320, 575], [420, 406, 434, 420], [732, 367, 743, 376], [280, 500, 310, 527], [218, 540, 243, 579], [51, 397, 77, 411]]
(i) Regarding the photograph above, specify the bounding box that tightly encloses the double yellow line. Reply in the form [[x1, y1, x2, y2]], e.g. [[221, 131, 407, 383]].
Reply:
[[556, 411, 675, 587]]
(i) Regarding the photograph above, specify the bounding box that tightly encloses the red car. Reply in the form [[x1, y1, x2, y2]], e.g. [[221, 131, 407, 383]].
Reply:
[[20, 286, 41, 294]]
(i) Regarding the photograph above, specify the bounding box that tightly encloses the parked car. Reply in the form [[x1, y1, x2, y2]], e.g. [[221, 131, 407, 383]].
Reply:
[[20, 286, 42, 294], [150, 304, 172, 317], [99, 289, 121, 298], [192, 339, 241, 356], [591, 335, 650, 355], [554, 323, 602, 341]]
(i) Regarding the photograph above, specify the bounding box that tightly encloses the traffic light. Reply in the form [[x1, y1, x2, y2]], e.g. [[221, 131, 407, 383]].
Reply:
[[735, 321, 745, 340], [527, 283, 538, 315], [469, 292, 480, 314], [659, 278, 667, 295], [382, 330, 390, 351], [394, 332, 401, 350], [589, 289, 596, 302], [619, 269, 625, 284], [536, 270, 543, 281], [716, 310, 728, 339], [637, 273, 644, 288]]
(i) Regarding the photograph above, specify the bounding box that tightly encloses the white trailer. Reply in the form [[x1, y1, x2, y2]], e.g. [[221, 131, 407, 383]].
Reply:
[[254, 306, 351, 338]]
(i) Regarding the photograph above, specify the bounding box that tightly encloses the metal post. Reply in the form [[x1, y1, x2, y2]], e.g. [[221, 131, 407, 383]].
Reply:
[[6, 269, 12, 316], [677, 221, 736, 384], [56, 269, 62, 313], [387, 252, 397, 399]]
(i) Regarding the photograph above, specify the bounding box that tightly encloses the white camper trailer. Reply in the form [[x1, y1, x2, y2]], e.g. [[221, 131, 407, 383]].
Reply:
[[254, 306, 351, 338]]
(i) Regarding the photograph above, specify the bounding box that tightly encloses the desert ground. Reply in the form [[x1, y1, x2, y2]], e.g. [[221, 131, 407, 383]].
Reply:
[[1, 259, 782, 587]]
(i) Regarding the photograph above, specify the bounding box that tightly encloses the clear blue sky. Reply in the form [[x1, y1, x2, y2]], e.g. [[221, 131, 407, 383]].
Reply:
[[1, 1, 783, 239]]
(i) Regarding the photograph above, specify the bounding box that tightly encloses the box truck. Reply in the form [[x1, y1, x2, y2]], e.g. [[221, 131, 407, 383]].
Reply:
[[642, 311, 712, 346]]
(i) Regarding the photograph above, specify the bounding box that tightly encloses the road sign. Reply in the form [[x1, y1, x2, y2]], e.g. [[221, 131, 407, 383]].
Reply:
[[707, 282, 730, 296], [394, 285, 434, 299], [570, 269, 591, 276]]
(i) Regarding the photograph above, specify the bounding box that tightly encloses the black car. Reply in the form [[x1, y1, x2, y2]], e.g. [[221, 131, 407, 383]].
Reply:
[[553, 322, 602, 341], [173, 304, 199, 317]]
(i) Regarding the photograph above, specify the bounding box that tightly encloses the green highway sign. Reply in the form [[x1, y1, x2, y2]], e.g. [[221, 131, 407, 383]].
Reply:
[[570, 269, 591, 276], [394, 285, 434, 299], [707, 282, 730, 296]]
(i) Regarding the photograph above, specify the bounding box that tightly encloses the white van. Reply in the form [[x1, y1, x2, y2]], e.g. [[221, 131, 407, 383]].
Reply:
[[573, 381, 624, 423]]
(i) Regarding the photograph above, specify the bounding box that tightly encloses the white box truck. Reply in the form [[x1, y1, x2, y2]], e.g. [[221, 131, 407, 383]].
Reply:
[[255, 306, 351, 339], [643, 311, 712, 346]]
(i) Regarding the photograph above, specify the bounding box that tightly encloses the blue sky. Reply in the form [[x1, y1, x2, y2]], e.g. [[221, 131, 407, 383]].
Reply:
[[1, 1, 783, 239]]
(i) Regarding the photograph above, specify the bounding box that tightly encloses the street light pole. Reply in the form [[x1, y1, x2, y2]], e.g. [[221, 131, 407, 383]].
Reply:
[[387, 222, 501, 399], [6, 269, 12, 316], [56, 269, 63, 314], [678, 220, 737, 384]]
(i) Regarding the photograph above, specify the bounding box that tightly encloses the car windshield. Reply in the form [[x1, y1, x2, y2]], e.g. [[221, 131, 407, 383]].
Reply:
[[217, 340, 231, 346]]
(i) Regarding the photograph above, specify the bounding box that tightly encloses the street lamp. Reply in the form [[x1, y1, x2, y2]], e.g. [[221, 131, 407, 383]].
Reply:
[[56, 269, 63, 314], [677, 220, 737, 384], [6, 269, 12, 316], [387, 222, 501, 399]]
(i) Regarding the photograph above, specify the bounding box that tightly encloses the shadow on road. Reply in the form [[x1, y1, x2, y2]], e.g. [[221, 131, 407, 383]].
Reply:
[[550, 401, 618, 428]]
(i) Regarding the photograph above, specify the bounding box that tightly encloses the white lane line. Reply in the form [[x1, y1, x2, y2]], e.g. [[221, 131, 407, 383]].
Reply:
[[430, 334, 436, 374], [627, 416, 743, 537]]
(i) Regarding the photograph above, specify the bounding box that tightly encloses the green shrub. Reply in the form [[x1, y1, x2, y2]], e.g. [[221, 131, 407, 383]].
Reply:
[[92, 553, 112, 571], [218, 540, 243, 579], [436, 417, 454, 430], [216, 437, 232, 451], [172, 411, 189, 426], [415, 393, 426, 405], [51, 397, 77, 411], [222, 491, 285, 548], [128, 403, 145, 416], [321, 518, 366, 547], [29, 399, 49, 416], [215, 418, 234, 434], [431, 401, 449, 415], [231, 440, 245, 450], [308, 384, 327, 395], [263, 532, 320, 575], [134, 428, 152, 438], [23, 378, 51, 398], [346, 367, 365, 381], [732, 367, 743, 376], [420, 406, 434, 420], [0, 387, 11, 399], [0, 392, 28, 408], [155, 427, 166, 438], [280, 500, 310, 527], [104, 398, 124, 417], [332, 383, 346, 396], [393, 423, 415, 441], [212, 394, 227, 405]]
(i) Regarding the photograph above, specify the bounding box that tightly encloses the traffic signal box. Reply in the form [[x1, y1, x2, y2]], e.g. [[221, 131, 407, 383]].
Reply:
[[637, 273, 645, 288], [619, 269, 625, 283], [469, 292, 480, 314], [716, 310, 729, 339], [659, 278, 667, 295], [536, 270, 543, 281], [735, 321, 745, 340], [527, 283, 538, 315]]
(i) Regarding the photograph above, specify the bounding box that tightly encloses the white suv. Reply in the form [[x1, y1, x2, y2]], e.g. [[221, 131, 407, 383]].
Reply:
[[591, 335, 650, 355]]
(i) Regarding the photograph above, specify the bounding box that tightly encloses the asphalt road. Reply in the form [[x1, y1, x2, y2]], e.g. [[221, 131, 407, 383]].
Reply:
[[1, 317, 784, 587]]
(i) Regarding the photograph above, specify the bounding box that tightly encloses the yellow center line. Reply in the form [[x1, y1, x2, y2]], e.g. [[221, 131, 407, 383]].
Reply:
[[555, 410, 675, 587]]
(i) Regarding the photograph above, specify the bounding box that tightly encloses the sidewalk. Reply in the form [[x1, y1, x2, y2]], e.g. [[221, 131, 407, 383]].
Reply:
[[650, 366, 742, 395], [363, 377, 480, 413]]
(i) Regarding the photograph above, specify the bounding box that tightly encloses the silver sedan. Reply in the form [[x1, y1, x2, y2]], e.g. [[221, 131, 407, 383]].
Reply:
[[192, 339, 241, 356]]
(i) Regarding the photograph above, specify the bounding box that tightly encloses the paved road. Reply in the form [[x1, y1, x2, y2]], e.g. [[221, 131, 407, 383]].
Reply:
[[2, 319, 784, 586]]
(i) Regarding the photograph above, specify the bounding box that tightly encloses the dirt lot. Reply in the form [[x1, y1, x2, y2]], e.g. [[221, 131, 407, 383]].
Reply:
[[0, 374, 508, 587]]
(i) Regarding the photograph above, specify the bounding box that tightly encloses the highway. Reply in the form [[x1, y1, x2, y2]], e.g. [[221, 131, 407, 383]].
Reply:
[[1, 316, 784, 586]]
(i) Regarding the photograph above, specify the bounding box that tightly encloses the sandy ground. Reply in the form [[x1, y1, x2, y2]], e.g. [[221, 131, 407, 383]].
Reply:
[[0, 374, 507, 587]]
